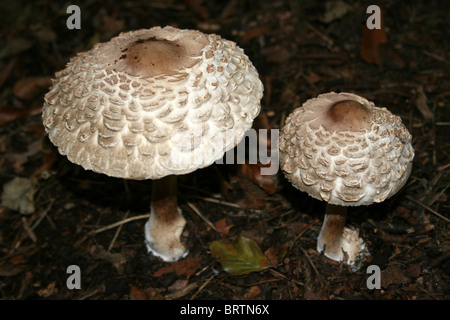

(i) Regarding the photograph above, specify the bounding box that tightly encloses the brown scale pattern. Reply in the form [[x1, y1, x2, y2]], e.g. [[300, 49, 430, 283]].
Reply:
[[43, 27, 263, 179], [279, 92, 414, 206]]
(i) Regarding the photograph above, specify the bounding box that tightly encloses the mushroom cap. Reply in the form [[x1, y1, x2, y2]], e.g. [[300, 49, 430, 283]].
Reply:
[[279, 92, 414, 206], [43, 26, 263, 179]]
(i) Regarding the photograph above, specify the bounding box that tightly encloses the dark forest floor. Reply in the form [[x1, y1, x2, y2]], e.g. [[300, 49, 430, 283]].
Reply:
[[0, 0, 449, 300]]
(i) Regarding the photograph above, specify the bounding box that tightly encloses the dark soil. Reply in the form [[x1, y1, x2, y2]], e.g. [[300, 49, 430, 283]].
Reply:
[[0, 0, 449, 301]]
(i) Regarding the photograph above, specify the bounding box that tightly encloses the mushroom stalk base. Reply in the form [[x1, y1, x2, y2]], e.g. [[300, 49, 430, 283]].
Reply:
[[317, 204, 368, 270], [145, 175, 188, 262]]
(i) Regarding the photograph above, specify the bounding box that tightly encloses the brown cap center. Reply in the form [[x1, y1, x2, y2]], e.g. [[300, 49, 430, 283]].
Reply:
[[324, 100, 371, 132], [115, 34, 208, 78]]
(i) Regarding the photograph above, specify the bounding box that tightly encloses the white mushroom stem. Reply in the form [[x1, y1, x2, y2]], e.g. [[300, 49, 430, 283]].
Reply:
[[145, 175, 188, 262], [317, 204, 368, 269], [317, 204, 347, 261]]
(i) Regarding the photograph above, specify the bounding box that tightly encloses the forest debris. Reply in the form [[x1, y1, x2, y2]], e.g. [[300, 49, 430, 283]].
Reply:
[[320, 1, 352, 24], [261, 46, 292, 64], [214, 218, 234, 236], [236, 163, 279, 195], [0, 37, 32, 59], [30, 24, 57, 42], [187, 202, 218, 232], [1, 177, 36, 215], [406, 262, 422, 278], [303, 288, 327, 300], [88, 213, 149, 235], [129, 285, 148, 300], [240, 26, 270, 45], [189, 274, 216, 300], [428, 250, 450, 268], [381, 264, 410, 288], [0, 263, 26, 276], [305, 22, 334, 48], [152, 257, 202, 278], [234, 111, 280, 195], [414, 85, 434, 122], [360, 6, 387, 65], [0, 58, 17, 87], [21, 217, 37, 242], [90, 245, 127, 274], [13, 76, 52, 100], [168, 279, 189, 292], [264, 247, 279, 267], [165, 281, 198, 300], [0, 104, 43, 127], [210, 236, 269, 275], [197, 196, 261, 213], [36, 281, 57, 298], [245, 285, 261, 298], [185, 0, 209, 20], [129, 286, 164, 300], [226, 176, 268, 210], [406, 196, 450, 224]]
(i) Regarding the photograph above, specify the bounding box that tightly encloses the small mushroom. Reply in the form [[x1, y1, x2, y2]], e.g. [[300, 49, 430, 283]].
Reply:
[[42, 26, 263, 262], [279, 92, 414, 270]]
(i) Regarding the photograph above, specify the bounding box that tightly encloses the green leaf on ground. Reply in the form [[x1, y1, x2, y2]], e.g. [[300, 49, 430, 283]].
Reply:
[[210, 236, 269, 275]]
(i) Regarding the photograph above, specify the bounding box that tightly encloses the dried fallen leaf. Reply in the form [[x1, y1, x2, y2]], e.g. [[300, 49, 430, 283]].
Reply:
[[13, 76, 52, 100], [264, 247, 279, 267], [240, 26, 270, 45], [214, 218, 234, 236], [245, 285, 261, 299], [36, 282, 57, 298], [381, 264, 410, 288], [235, 112, 280, 195], [129, 285, 148, 300], [210, 236, 269, 275], [237, 163, 279, 195], [152, 257, 202, 278], [165, 282, 198, 300], [168, 279, 189, 292], [406, 262, 422, 278], [143, 287, 164, 300]]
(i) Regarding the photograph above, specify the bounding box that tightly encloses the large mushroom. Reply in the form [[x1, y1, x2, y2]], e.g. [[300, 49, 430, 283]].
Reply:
[[279, 92, 414, 270], [42, 26, 263, 262]]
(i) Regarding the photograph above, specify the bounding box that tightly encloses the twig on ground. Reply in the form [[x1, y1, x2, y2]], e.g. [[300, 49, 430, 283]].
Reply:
[[196, 196, 263, 213], [190, 273, 216, 300], [21, 217, 37, 243], [406, 196, 450, 223], [88, 214, 149, 235], [300, 248, 324, 289], [186, 202, 218, 232], [108, 211, 129, 252]]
